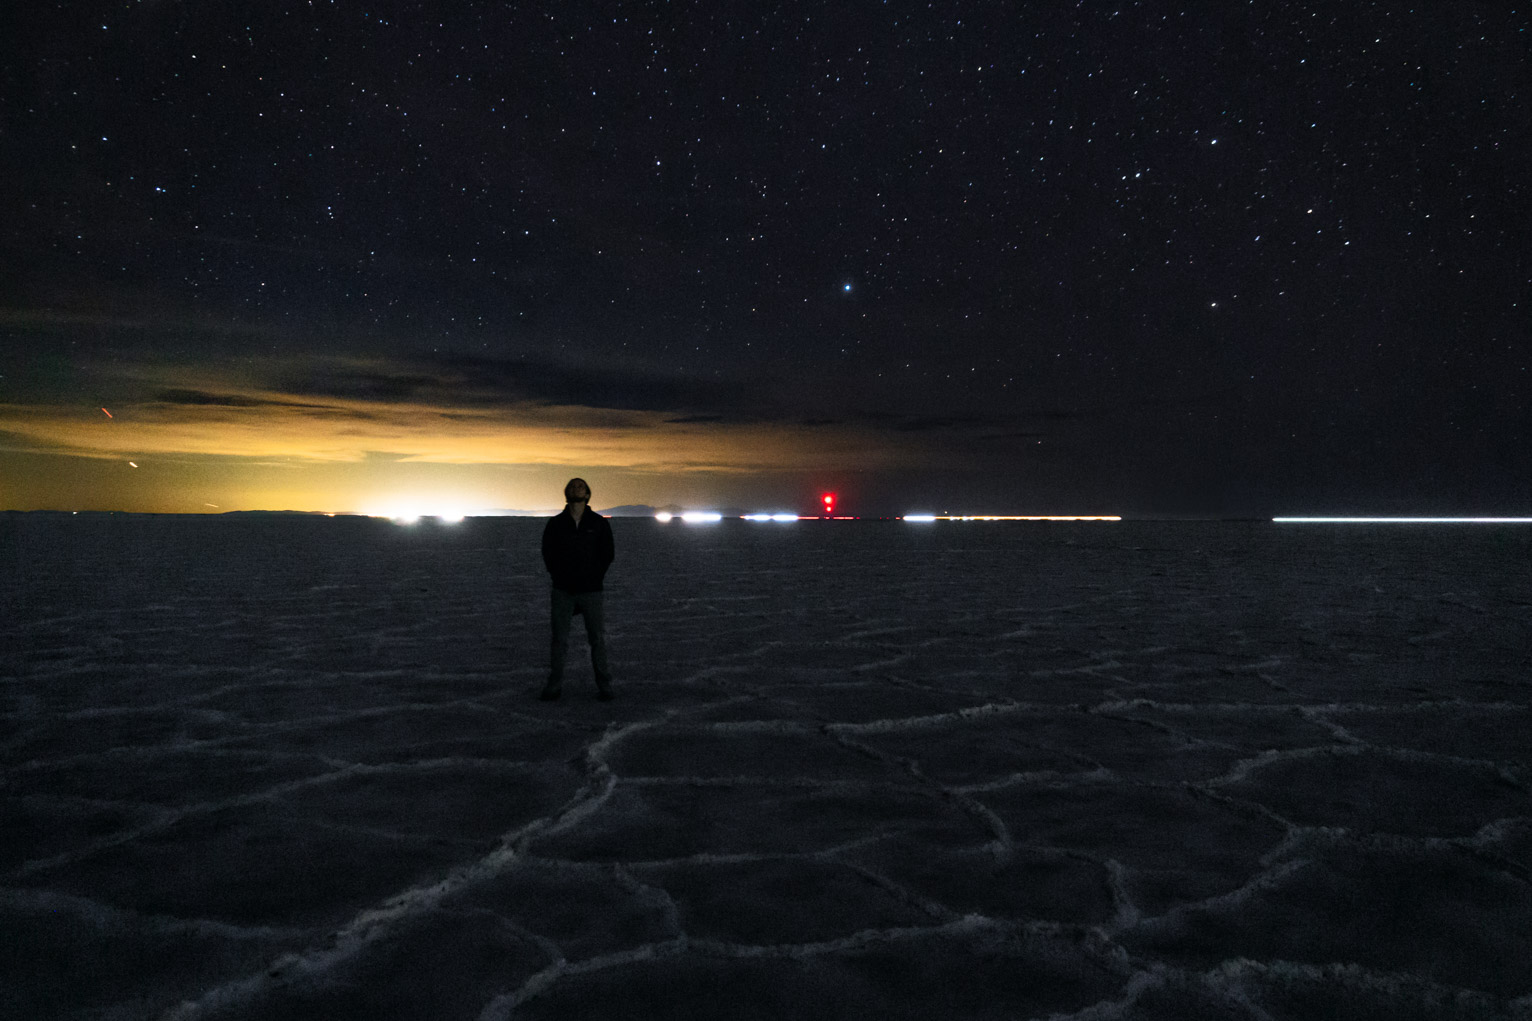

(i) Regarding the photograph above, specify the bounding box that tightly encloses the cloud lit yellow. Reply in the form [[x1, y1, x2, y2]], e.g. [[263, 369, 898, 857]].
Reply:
[[0, 395, 892, 471], [0, 356, 934, 513]]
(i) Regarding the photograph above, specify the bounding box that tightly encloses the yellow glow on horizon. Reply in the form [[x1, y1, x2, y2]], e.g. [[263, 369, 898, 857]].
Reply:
[[0, 365, 943, 512], [0, 357, 1099, 515]]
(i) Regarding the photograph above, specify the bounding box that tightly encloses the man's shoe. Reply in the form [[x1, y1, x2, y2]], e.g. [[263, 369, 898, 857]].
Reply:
[[538, 687, 562, 701]]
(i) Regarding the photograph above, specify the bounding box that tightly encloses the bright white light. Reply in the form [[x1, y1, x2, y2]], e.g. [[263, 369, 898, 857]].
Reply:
[[365, 506, 472, 524], [743, 513, 800, 522], [655, 511, 673, 522], [1274, 517, 1532, 524], [771, 513, 799, 522], [681, 511, 723, 523], [742, 513, 772, 521], [903, 514, 938, 522]]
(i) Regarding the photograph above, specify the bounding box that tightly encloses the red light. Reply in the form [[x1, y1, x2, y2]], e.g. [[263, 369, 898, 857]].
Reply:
[[821, 492, 836, 516]]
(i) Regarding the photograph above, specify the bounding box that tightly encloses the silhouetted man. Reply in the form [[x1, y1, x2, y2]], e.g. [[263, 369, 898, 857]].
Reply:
[[539, 477, 615, 701]]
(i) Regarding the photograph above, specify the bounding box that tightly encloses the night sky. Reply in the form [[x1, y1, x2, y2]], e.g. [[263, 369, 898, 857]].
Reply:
[[3, 2, 1528, 517]]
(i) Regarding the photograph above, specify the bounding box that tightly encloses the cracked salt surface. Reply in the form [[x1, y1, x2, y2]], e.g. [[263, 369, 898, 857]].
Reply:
[[2, 514, 1530, 1019]]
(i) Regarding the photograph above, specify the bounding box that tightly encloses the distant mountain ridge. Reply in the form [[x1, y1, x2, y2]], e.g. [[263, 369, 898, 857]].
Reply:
[[599, 504, 661, 517]]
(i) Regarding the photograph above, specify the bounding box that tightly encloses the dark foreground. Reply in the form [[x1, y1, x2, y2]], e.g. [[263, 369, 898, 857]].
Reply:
[[2, 515, 1530, 1019]]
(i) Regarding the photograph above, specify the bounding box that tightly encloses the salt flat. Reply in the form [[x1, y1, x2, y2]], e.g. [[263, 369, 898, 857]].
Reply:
[[2, 513, 1530, 1020]]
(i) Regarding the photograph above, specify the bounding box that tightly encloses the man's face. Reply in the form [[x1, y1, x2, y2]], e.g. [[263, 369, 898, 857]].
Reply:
[[565, 480, 590, 504]]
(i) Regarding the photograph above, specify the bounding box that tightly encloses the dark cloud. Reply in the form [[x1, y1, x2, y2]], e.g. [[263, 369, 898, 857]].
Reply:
[[278, 370, 444, 403], [154, 388, 322, 409], [888, 414, 1000, 433], [266, 353, 749, 419], [440, 354, 747, 415]]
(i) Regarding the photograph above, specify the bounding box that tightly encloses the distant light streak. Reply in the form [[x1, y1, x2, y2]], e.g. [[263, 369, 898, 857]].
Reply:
[[654, 511, 673, 522], [680, 511, 723, 523], [904, 514, 1120, 522], [101, 407, 113, 418], [1274, 517, 1532, 524], [959, 515, 1119, 521], [742, 513, 800, 522], [127, 461, 138, 468]]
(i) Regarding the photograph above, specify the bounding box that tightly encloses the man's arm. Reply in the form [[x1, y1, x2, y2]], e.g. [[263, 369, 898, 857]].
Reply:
[[600, 515, 615, 569], [541, 517, 557, 574]]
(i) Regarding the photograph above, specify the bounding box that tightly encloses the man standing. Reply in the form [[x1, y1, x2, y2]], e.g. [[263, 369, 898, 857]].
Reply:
[[539, 477, 615, 701]]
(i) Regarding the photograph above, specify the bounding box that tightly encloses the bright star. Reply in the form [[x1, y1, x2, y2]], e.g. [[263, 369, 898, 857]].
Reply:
[[842, 283, 852, 293]]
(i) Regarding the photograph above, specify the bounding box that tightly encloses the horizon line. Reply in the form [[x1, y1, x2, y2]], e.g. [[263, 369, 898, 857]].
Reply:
[[1273, 516, 1532, 524]]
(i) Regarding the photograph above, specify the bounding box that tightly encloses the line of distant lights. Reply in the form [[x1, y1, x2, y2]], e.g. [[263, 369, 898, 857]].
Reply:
[[365, 508, 467, 524], [352, 512, 1529, 527], [656, 512, 1122, 523], [52, 511, 1524, 526], [1274, 517, 1532, 524], [902, 515, 1121, 522]]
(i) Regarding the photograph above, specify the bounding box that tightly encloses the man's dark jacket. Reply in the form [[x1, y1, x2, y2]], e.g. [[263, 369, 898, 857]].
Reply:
[[541, 508, 615, 593]]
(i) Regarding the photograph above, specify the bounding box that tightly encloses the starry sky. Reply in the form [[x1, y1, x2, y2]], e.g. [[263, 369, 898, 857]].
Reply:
[[3, 2, 1528, 516]]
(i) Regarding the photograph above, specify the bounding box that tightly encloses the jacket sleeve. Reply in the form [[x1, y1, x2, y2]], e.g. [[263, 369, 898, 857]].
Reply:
[[601, 516, 615, 569], [541, 518, 557, 574]]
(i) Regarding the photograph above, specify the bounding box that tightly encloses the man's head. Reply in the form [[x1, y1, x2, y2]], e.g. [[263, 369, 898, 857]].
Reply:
[[564, 477, 591, 505]]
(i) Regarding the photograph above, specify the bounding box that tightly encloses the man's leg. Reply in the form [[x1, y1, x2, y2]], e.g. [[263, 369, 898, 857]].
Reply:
[[577, 592, 613, 699], [542, 588, 575, 699]]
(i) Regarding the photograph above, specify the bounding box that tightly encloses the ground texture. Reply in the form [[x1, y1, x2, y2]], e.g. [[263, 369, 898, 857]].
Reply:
[[3, 515, 1530, 1020]]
